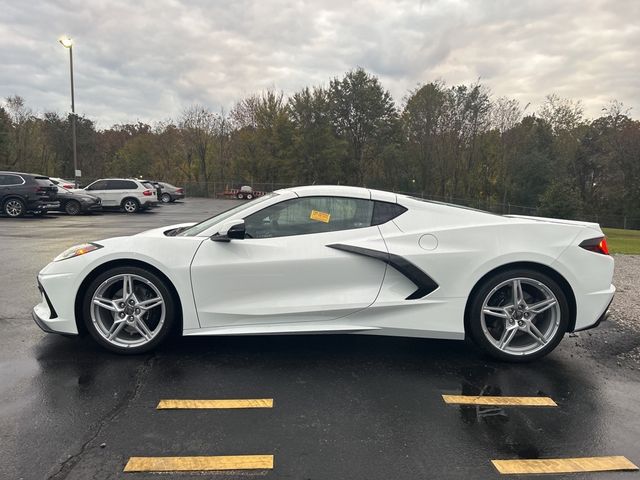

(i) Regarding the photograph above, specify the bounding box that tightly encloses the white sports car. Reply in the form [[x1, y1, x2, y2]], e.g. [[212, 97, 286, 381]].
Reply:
[[33, 186, 615, 361]]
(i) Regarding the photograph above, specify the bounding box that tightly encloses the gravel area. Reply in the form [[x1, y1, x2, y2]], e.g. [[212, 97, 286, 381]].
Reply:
[[609, 255, 640, 365], [610, 254, 640, 332]]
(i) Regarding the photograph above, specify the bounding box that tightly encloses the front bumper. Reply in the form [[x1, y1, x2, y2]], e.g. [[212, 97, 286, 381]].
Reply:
[[81, 202, 103, 212], [32, 275, 79, 335]]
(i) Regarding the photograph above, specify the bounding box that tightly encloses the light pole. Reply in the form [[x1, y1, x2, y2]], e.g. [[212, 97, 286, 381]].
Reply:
[[59, 36, 78, 187]]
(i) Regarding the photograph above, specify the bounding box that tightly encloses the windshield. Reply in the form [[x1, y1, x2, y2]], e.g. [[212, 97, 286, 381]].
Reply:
[[178, 192, 279, 237]]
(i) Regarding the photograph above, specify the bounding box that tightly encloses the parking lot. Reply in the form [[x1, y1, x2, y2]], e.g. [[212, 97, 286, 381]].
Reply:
[[1, 198, 640, 479]]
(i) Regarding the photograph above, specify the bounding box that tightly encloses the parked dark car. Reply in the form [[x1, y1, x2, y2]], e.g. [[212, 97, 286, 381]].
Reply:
[[50, 186, 102, 215], [156, 181, 185, 203], [0, 171, 59, 217]]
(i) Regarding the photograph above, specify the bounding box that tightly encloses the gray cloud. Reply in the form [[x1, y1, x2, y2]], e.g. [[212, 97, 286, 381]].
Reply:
[[0, 0, 638, 127]]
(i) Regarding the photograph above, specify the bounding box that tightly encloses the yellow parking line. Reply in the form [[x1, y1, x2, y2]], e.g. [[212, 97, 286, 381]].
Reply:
[[124, 455, 274, 472], [492, 456, 638, 474], [156, 398, 273, 409], [442, 395, 557, 407]]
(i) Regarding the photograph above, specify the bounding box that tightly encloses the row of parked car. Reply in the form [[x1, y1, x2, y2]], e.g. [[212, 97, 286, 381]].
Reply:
[[0, 171, 185, 217]]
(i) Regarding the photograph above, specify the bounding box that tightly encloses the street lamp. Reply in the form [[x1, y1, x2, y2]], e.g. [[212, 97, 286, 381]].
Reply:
[[59, 35, 78, 187]]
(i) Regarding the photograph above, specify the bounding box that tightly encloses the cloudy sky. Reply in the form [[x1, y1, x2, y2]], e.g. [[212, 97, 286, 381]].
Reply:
[[1, 0, 638, 127]]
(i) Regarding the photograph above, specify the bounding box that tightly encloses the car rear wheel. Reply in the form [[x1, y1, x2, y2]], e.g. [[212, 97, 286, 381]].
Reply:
[[236, 192, 244, 199], [161, 193, 171, 203], [246, 193, 254, 200], [121, 198, 140, 213], [83, 267, 176, 354], [4, 198, 25, 217], [65, 200, 81, 215], [468, 268, 569, 362]]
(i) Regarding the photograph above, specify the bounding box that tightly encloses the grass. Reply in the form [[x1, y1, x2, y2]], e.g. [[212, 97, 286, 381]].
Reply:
[[603, 227, 640, 254]]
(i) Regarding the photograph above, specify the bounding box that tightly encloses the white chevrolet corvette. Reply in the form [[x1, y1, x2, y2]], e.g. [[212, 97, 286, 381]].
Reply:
[[33, 185, 615, 361]]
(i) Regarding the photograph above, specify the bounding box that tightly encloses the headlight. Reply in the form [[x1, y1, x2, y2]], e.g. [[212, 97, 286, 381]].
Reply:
[[54, 243, 103, 262]]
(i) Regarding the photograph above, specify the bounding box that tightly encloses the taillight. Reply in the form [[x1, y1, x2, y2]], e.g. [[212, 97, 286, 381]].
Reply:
[[64, 184, 74, 189], [579, 237, 609, 255], [176, 188, 183, 194], [143, 190, 153, 196]]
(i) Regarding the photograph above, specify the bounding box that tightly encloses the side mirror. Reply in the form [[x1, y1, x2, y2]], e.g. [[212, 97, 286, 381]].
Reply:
[[211, 219, 245, 242]]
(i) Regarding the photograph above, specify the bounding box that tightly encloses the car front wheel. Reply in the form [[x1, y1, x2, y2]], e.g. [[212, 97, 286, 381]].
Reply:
[[65, 200, 81, 215], [82, 267, 175, 354], [468, 269, 569, 362]]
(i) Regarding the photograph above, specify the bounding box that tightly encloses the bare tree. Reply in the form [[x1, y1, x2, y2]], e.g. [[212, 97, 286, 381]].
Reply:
[[179, 105, 219, 194]]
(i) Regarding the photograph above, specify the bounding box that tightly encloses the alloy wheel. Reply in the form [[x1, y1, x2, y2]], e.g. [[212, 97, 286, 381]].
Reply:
[[5, 199, 24, 217], [480, 277, 561, 357], [90, 273, 166, 348], [161, 193, 171, 203], [123, 200, 138, 213], [65, 201, 81, 215]]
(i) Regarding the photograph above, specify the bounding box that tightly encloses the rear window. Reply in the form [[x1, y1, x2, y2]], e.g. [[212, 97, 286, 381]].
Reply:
[[371, 201, 407, 225], [34, 177, 55, 187], [142, 182, 154, 189]]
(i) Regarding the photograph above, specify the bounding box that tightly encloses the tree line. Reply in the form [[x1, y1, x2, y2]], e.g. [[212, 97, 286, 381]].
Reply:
[[1, 68, 639, 226]]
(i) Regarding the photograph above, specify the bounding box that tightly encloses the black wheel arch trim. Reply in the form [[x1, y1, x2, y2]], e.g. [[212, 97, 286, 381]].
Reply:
[[327, 243, 439, 299]]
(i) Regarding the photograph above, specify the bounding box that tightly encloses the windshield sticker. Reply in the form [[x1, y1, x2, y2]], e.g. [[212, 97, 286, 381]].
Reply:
[[310, 210, 331, 223]]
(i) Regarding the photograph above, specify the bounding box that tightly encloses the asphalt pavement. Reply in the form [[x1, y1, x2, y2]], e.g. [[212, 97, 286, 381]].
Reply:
[[1, 199, 639, 480]]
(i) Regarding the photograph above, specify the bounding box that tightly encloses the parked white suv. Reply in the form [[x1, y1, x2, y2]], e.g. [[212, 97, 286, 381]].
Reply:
[[78, 178, 158, 213]]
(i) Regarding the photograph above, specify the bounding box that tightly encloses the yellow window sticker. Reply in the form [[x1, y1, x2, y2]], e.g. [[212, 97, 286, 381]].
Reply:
[[310, 210, 331, 223]]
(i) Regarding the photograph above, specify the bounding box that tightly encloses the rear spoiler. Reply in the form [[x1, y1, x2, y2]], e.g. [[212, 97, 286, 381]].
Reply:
[[504, 215, 602, 232]]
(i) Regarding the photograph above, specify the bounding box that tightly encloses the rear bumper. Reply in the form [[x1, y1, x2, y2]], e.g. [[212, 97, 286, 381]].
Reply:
[[28, 199, 60, 211], [573, 295, 614, 332]]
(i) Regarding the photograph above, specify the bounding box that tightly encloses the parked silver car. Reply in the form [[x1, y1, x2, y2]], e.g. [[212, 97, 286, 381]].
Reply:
[[157, 182, 185, 203]]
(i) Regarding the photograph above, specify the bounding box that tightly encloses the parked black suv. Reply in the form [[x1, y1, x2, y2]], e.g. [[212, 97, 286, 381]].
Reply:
[[0, 172, 59, 217]]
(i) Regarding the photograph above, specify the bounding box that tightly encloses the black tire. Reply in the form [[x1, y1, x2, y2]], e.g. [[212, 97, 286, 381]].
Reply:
[[65, 200, 82, 215], [467, 268, 569, 362], [246, 193, 254, 200], [236, 193, 244, 199], [161, 193, 171, 203], [4, 197, 25, 217], [82, 266, 176, 354], [121, 197, 140, 213]]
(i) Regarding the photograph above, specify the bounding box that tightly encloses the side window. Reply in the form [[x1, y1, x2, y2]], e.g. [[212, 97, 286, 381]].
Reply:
[[371, 201, 407, 226], [0, 174, 24, 186], [105, 180, 137, 189], [244, 196, 374, 239], [87, 180, 108, 190]]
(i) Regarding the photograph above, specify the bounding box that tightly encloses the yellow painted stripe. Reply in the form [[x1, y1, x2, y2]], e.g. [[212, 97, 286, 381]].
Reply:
[[442, 395, 557, 407], [124, 455, 274, 472], [157, 399, 273, 409], [492, 456, 638, 474]]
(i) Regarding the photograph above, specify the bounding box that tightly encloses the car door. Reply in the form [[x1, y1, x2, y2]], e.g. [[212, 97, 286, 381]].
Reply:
[[84, 180, 114, 205], [190, 195, 388, 329]]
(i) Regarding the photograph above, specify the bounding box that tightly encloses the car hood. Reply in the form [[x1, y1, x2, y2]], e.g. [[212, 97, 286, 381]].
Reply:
[[505, 215, 602, 232], [135, 222, 197, 237], [56, 190, 98, 200]]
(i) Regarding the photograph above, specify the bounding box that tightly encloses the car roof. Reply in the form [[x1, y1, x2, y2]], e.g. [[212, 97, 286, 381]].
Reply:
[[0, 171, 48, 177], [280, 185, 396, 201]]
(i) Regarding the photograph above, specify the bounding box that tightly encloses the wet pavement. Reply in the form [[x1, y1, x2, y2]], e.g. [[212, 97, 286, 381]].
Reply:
[[1, 199, 639, 479]]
